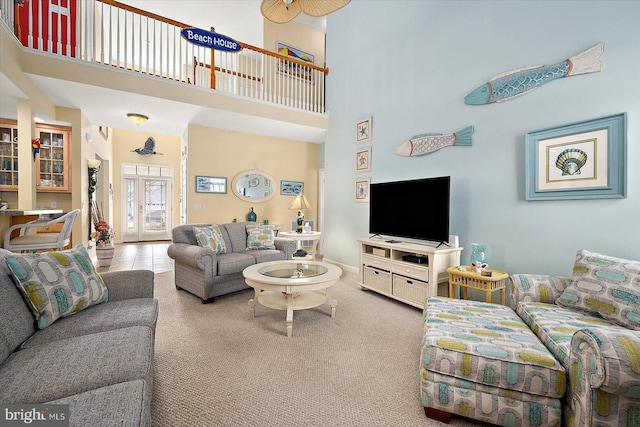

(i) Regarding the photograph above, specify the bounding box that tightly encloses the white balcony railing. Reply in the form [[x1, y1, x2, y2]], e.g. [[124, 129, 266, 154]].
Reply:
[[4, 0, 327, 113]]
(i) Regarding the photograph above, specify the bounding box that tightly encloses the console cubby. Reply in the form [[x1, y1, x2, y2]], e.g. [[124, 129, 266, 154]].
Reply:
[[358, 238, 462, 309]]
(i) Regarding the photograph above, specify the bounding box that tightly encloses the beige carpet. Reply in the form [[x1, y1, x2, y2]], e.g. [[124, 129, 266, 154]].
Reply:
[[151, 270, 487, 426]]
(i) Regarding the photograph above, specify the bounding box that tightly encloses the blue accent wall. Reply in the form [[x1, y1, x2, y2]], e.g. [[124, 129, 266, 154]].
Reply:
[[324, 1, 640, 276]]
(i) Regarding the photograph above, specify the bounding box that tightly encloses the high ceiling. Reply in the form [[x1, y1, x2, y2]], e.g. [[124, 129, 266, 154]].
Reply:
[[0, 1, 328, 142]]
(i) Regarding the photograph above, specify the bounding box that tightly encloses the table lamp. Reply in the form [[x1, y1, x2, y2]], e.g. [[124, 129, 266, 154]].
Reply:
[[289, 195, 311, 233]]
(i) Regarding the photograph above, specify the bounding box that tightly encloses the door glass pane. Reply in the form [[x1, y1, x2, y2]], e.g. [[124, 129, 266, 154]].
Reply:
[[126, 178, 136, 234], [144, 180, 167, 233]]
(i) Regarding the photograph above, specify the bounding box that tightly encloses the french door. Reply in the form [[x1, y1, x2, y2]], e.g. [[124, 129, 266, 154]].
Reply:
[[122, 165, 173, 242]]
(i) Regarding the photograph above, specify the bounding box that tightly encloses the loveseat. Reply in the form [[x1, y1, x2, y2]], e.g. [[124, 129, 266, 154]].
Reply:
[[0, 247, 158, 427], [168, 222, 296, 303], [421, 249, 640, 427]]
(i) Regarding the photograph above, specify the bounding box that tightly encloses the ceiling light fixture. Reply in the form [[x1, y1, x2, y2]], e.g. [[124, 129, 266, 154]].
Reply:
[[260, 0, 350, 24], [127, 113, 149, 126]]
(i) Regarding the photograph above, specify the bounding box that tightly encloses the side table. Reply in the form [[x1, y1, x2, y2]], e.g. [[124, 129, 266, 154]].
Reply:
[[279, 231, 322, 260], [447, 266, 508, 305]]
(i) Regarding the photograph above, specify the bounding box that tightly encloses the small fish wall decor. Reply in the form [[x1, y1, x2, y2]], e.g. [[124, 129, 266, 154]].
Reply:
[[395, 126, 474, 157], [465, 43, 604, 105]]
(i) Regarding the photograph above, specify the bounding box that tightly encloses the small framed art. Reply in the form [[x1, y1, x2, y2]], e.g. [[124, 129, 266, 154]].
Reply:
[[524, 113, 627, 200], [355, 178, 370, 202], [355, 116, 372, 144], [280, 180, 304, 196], [277, 42, 314, 82], [355, 147, 371, 173], [196, 176, 227, 194]]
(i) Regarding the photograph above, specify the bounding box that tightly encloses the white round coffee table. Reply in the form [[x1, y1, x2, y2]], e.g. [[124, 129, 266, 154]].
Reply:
[[243, 260, 342, 337]]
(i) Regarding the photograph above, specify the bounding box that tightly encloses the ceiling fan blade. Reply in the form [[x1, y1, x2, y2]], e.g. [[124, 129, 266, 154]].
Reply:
[[261, 0, 301, 24], [298, 0, 351, 17]]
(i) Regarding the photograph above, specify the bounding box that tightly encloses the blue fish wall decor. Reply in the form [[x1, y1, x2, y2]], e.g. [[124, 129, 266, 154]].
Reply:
[[465, 43, 604, 105], [396, 126, 474, 157]]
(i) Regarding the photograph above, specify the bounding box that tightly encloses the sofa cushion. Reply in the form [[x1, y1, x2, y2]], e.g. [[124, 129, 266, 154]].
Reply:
[[0, 253, 36, 366], [46, 380, 150, 427], [246, 224, 276, 250], [422, 297, 566, 399], [4, 245, 109, 329], [193, 224, 227, 254], [516, 301, 617, 367], [21, 298, 158, 348], [0, 326, 153, 404], [216, 252, 255, 275], [245, 249, 287, 264], [223, 222, 253, 253], [556, 250, 640, 330]]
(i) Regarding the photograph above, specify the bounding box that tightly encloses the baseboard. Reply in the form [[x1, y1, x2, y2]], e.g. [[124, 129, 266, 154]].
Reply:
[[322, 258, 358, 275]]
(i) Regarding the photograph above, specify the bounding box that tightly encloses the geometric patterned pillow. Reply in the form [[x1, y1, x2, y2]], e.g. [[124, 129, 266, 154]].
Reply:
[[246, 224, 276, 250], [508, 274, 570, 310], [3, 244, 109, 329], [556, 249, 640, 330], [193, 224, 226, 254]]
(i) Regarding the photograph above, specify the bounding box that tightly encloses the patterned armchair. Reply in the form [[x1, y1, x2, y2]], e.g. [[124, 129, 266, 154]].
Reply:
[[509, 250, 640, 427]]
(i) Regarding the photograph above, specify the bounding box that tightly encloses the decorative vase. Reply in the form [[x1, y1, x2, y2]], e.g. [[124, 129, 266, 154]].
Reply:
[[469, 243, 488, 266], [96, 244, 115, 267], [247, 207, 257, 222]]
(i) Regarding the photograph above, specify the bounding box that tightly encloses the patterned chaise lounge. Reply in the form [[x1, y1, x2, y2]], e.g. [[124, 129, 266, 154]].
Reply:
[[421, 249, 640, 426]]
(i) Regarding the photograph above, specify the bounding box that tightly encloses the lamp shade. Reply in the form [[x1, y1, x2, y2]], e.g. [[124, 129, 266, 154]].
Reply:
[[289, 195, 311, 210], [87, 159, 102, 169]]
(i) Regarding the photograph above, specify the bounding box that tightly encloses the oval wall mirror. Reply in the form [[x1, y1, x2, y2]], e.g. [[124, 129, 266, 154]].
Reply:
[[231, 169, 276, 203]]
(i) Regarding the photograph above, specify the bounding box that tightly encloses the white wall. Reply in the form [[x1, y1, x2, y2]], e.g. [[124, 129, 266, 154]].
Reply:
[[324, 0, 640, 276]]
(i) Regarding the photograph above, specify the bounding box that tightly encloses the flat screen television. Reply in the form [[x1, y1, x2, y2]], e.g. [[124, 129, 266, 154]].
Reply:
[[369, 176, 450, 243]]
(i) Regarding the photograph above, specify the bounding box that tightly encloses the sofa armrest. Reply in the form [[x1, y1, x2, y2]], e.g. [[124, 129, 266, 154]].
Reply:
[[274, 237, 296, 259], [101, 270, 154, 301], [508, 274, 570, 310], [570, 327, 640, 395], [167, 242, 217, 276]]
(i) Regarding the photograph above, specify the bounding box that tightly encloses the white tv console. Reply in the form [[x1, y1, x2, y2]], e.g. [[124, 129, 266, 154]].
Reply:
[[357, 238, 462, 309]]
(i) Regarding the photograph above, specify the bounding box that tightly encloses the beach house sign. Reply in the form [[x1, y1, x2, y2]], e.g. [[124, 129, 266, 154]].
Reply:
[[181, 27, 242, 52]]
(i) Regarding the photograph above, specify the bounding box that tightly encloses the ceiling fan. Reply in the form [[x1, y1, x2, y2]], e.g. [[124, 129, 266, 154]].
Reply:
[[260, 0, 351, 24]]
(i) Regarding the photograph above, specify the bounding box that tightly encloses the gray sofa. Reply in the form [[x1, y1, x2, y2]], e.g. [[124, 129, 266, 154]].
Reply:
[[168, 222, 296, 303], [0, 253, 158, 427]]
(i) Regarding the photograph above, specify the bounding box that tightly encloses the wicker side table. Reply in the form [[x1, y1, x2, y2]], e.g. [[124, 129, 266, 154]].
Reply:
[[447, 266, 508, 305]]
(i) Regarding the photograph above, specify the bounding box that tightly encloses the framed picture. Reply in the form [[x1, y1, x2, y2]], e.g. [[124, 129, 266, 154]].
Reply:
[[280, 180, 304, 196], [277, 42, 314, 81], [525, 113, 626, 200], [355, 116, 372, 144], [196, 176, 227, 194], [355, 147, 371, 173], [355, 178, 370, 203]]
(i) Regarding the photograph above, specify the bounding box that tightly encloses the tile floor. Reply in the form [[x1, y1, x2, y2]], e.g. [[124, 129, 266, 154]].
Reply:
[[95, 241, 174, 274]]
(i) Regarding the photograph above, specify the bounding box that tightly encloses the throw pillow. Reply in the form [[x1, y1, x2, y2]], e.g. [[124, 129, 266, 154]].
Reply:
[[246, 224, 276, 250], [3, 245, 109, 329], [556, 250, 640, 330], [193, 224, 226, 254]]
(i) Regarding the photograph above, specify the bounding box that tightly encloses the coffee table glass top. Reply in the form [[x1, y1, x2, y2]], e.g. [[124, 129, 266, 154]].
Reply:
[[258, 263, 328, 279]]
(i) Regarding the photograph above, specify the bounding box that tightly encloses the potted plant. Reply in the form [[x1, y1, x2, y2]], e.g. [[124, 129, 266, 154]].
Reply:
[[91, 202, 115, 266]]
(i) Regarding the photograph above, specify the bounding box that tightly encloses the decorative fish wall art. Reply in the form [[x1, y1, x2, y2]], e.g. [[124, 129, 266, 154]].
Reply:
[[465, 43, 604, 105], [395, 126, 474, 157]]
